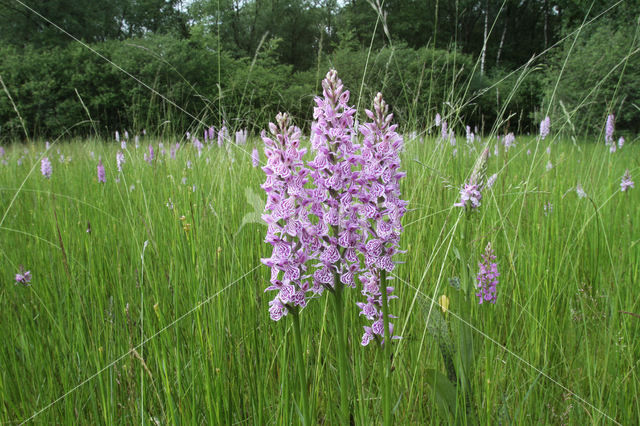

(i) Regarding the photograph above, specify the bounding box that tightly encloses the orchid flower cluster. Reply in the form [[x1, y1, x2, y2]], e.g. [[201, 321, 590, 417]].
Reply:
[[620, 169, 634, 192], [97, 159, 106, 183], [454, 148, 489, 210], [540, 116, 550, 140], [476, 242, 499, 304], [260, 70, 407, 346], [605, 114, 615, 147]]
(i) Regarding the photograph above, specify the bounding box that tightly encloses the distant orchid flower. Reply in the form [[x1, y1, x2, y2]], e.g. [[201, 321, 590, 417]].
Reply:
[[251, 148, 259, 167], [236, 129, 248, 145], [621, 169, 634, 192], [476, 242, 499, 304], [97, 159, 106, 183], [576, 183, 587, 199], [454, 181, 482, 209], [218, 126, 228, 147], [605, 114, 615, 145], [435, 113, 441, 127], [115, 131, 120, 142], [546, 161, 553, 171], [170, 143, 179, 159], [540, 116, 550, 140], [466, 126, 474, 144], [441, 120, 448, 141], [503, 133, 516, 152], [41, 157, 52, 178], [147, 145, 154, 164], [486, 173, 497, 189], [15, 268, 32, 286], [618, 137, 625, 149], [454, 149, 488, 210], [193, 138, 203, 157], [544, 202, 553, 216]]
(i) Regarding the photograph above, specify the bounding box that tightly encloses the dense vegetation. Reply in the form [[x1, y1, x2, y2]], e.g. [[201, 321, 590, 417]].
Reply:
[[1, 134, 638, 423], [0, 1, 639, 139], [1, 1, 639, 424]]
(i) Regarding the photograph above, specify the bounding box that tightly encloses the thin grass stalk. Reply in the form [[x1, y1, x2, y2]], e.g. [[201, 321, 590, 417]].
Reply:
[[380, 268, 392, 425], [291, 311, 310, 426], [331, 275, 350, 424]]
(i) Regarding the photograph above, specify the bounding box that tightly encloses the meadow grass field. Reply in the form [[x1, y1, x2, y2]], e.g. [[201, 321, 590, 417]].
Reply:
[[0, 130, 638, 424]]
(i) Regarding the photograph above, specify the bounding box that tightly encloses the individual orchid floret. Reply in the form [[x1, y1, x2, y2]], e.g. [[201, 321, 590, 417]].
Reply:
[[476, 242, 499, 304]]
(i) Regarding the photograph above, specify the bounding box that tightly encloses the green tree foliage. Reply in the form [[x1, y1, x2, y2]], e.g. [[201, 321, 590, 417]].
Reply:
[[0, 0, 637, 138], [0, 0, 189, 47], [544, 18, 640, 136]]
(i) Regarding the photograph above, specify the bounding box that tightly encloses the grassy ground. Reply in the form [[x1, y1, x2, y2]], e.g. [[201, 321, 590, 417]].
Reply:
[[0, 133, 638, 424]]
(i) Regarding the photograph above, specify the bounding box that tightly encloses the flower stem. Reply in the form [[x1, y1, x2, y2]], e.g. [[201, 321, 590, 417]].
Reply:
[[332, 275, 350, 424], [291, 311, 310, 425], [380, 269, 393, 425]]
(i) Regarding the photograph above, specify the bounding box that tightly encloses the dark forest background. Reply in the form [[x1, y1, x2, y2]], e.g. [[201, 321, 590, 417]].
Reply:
[[0, 0, 638, 139]]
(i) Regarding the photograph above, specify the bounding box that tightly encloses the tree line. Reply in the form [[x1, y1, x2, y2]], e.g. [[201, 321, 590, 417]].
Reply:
[[0, 0, 638, 139]]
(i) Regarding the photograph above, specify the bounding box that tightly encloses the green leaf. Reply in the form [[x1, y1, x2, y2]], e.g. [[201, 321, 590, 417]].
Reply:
[[234, 187, 266, 236], [424, 368, 457, 419], [236, 212, 265, 236], [244, 187, 265, 213]]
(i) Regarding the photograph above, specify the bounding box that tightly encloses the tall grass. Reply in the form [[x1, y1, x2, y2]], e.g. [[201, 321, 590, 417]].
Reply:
[[1, 1, 638, 424], [0, 132, 638, 423]]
